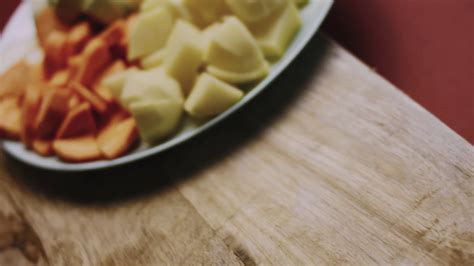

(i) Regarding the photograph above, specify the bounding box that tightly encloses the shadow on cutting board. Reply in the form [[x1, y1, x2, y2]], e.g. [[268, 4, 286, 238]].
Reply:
[[3, 34, 331, 205]]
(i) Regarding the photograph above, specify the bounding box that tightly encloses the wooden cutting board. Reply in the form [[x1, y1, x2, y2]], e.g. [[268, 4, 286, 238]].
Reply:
[[0, 35, 472, 265]]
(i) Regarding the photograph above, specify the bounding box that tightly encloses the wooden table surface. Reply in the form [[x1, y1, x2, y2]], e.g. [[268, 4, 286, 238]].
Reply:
[[0, 35, 473, 265]]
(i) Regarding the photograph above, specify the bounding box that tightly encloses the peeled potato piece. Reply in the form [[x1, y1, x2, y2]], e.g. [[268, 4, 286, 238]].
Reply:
[[97, 117, 138, 159], [129, 99, 183, 143], [163, 20, 204, 94], [225, 0, 287, 23], [128, 6, 175, 60], [93, 60, 127, 102], [250, 2, 301, 58], [141, 0, 167, 11], [53, 135, 103, 162], [121, 69, 183, 107], [293, 0, 308, 7], [102, 67, 139, 99], [141, 48, 166, 69], [206, 17, 269, 84], [185, 73, 243, 118], [183, 0, 229, 27]]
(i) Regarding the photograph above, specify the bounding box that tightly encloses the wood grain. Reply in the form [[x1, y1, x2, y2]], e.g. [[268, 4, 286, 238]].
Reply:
[[0, 35, 472, 265]]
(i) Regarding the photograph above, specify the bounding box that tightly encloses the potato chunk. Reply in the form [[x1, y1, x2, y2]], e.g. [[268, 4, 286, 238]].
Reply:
[[128, 6, 175, 60], [205, 17, 269, 84], [185, 73, 243, 118], [129, 99, 183, 143]]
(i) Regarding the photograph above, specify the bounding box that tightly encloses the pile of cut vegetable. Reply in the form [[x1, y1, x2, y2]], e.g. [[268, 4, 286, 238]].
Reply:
[[0, 0, 306, 162]]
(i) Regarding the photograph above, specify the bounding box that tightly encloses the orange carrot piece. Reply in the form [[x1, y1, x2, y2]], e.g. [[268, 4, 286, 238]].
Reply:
[[98, 20, 126, 47], [43, 30, 68, 78], [68, 95, 81, 109], [0, 62, 30, 99], [32, 139, 54, 156], [49, 69, 70, 88], [21, 86, 42, 147], [53, 135, 103, 162], [97, 117, 138, 159], [56, 102, 96, 139], [71, 82, 108, 113], [34, 89, 70, 139], [71, 39, 111, 86], [0, 96, 22, 139], [35, 7, 69, 47], [65, 22, 92, 58]]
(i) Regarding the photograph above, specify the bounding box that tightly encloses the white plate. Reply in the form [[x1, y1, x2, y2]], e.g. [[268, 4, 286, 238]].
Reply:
[[0, 0, 333, 171]]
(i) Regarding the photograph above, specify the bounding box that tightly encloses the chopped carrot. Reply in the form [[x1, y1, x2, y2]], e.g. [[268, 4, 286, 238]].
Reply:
[[53, 135, 103, 162], [34, 89, 71, 139], [68, 95, 81, 109], [101, 60, 127, 76], [71, 82, 108, 113], [0, 96, 22, 139], [21, 86, 42, 147], [34, 7, 69, 47], [70, 39, 111, 86], [98, 20, 126, 47], [49, 69, 70, 88], [97, 117, 138, 159], [32, 139, 54, 156], [67, 55, 82, 81], [43, 31, 68, 78], [65, 22, 92, 58], [56, 102, 96, 139], [30, 63, 46, 83], [93, 86, 114, 103], [0, 62, 30, 99]]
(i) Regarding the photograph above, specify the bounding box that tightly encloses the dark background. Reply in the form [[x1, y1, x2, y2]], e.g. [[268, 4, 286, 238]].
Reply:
[[1, 0, 473, 143]]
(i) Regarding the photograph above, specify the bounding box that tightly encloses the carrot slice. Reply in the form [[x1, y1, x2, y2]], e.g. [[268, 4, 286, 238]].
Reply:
[[35, 7, 69, 47], [67, 55, 82, 80], [53, 135, 102, 162], [68, 95, 81, 109], [49, 69, 70, 88], [65, 22, 92, 58], [0, 62, 30, 99], [32, 139, 54, 156], [98, 20, 126, 47], [0, 96, 22, 139], [43, 30, 68, 78], [21, 87, 42, 147], [97, 117, 138, 159], [71, 82, 108, 113], [56, 102, 96, 139], [70, 39, 111, 86], [34, 89, 70, 139]]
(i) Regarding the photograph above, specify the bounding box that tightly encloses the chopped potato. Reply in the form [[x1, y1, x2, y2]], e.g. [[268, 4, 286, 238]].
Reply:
[[205, 17, 269, 84], [185, 73, 243, 118]]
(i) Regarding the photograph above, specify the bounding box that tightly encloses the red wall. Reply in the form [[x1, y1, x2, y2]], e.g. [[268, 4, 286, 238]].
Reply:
[[323, 0, 473, 143], [1, 0, 473, 143]]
